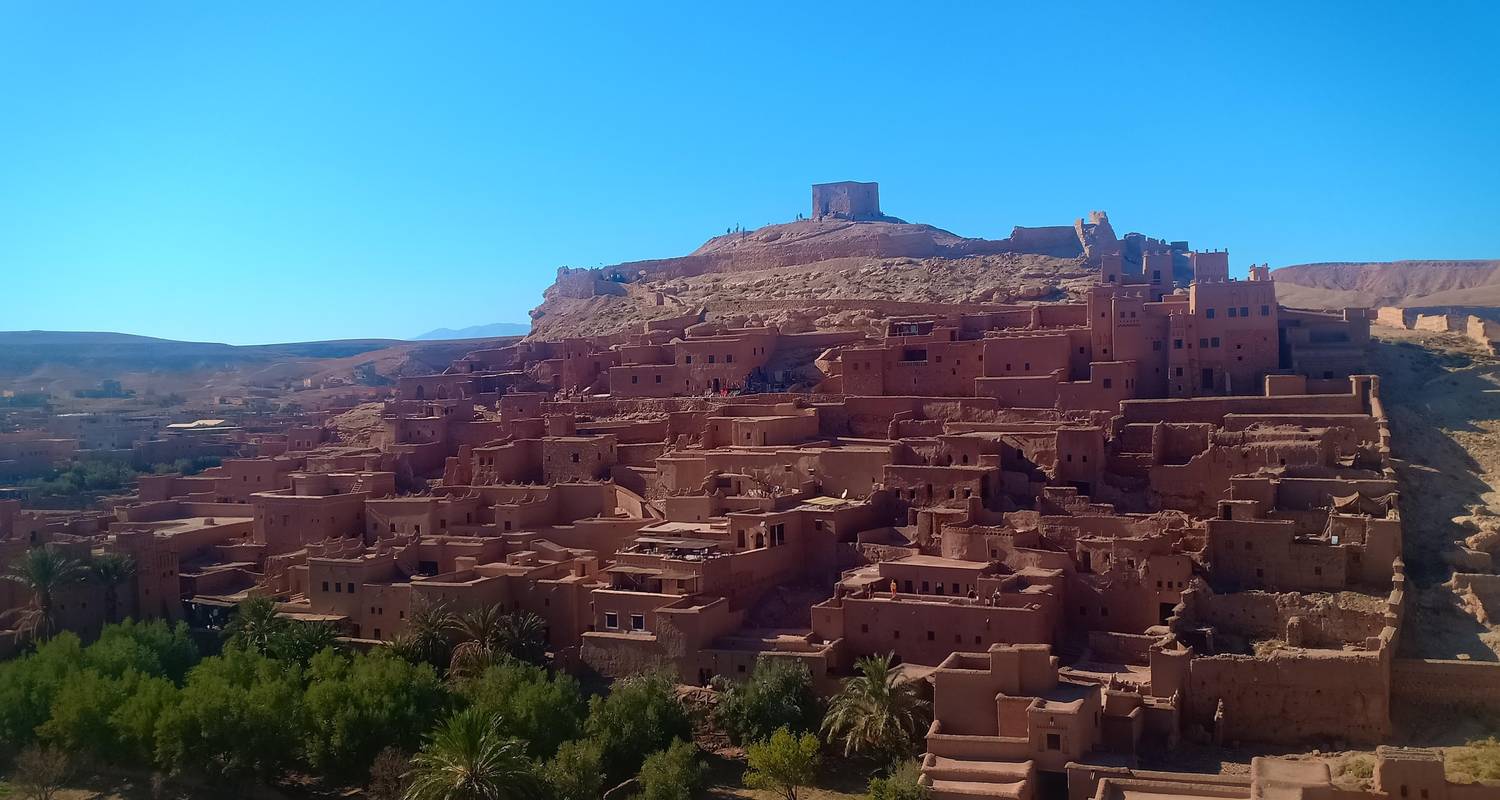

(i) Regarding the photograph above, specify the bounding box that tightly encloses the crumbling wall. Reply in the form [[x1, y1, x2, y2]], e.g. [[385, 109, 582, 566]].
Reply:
[[1391, 658, 1500, 715]]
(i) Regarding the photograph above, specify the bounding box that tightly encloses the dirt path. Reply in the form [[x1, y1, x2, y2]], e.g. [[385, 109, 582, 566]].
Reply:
[[1371, 328, 1500, 659]]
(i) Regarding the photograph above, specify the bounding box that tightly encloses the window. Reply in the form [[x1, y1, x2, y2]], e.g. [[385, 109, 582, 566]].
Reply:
[[707, 355, 715, 364], [604, 612, 619, 630], [630, 614, 646, 631], [1102, 378, 1112, 389], [655, 375, 662, 383], [861, 624, 869, 633], [927, 630, 935, 641], [1228, 307, 1238, 317], [685, 355, 692, 364], [321, 581, 329, 592], [1046, 733, 1061, 750], [571, 453, 580, 463], [335, 583, 342, 593], [1205, 308, 1215, 319], [1210, 337, 1220, 348], [1261, 305, 1271, 316], [725, 354, 733, 363], [1199, 338, 1209, 348], [1153, 340, 1161, 351], [1240, 306, 1249, 316], [632, 375, 638, 384], [1174, 339, 1183, 349]]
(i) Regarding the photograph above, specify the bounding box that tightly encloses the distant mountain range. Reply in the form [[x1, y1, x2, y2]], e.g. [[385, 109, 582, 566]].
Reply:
[[411, 322, 529, 340]]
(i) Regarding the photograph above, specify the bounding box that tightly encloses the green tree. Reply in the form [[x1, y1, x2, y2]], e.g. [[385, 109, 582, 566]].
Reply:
[[821, 654, 930, 763], [496, 611, 547, 665], [401, 708, 543, 800], [866, 760, 928, 800], [270, 619, 340, 667], [108, 672, 179, 763], [153, 648, 304, 782], [224, 596, 283, 655], [636, 740, 703, 800], [0, 634, 84, 755], [459, 659, 584, 760], [2, 545, 88, 639], [84, 619, 199, 683], [712, 659, 820, 744], [302, 648, 451, 779], [391, 599, 456, 669], [540, 739, 603, 800], [88, 553, 135, 625], [37, 668, 127, 761], [744, 727, 821, 800], [448, 605, 506, 678], [584, 671, 692, 782]]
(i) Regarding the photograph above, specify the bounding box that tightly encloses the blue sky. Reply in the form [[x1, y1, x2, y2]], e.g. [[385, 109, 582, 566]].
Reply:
[[2, 2, 1496, 345]]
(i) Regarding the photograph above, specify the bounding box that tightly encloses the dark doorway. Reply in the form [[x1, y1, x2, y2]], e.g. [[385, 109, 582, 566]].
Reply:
[[1035, 770, 1069, 800], [1160, 602, 1176, 625], [1200, 368, 1214, 391]]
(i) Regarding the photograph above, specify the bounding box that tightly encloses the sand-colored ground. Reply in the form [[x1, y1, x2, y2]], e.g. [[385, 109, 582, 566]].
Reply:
[[1367, 328, 1500, 660]]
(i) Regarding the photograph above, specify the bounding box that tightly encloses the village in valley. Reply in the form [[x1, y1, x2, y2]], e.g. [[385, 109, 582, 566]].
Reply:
[[5, 182, 1500, 800]]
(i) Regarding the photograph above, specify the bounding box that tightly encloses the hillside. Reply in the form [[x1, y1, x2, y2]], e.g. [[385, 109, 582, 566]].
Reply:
[[528, 216, 1110, 339], [0, 331, 515, 403], [412, 323, 530, 340], [1273, 260, 1500, 309]]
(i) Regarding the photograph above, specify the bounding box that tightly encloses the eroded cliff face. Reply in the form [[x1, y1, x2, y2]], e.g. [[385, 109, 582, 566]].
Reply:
[[527, 217, 1103, 340], [1273, 260, 1500, 309]]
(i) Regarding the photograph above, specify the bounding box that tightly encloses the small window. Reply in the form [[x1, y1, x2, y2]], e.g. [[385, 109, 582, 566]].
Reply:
[[604, 612, 619, 630], [1261, 305, 1271, 316], [1205, 308, 1215, 319], [1046, 733, 1061, 750], [927, 630, 935, 641], [322, 581, 329, 592], [630, 614, 645, 631], [1174, 339, 1183, 349], [1240, 306, 1249, 316], [1102, 378, 1112, 389]]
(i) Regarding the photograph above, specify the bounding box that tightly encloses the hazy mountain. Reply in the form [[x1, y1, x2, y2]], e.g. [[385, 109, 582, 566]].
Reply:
[[411, 322, 529, 340]]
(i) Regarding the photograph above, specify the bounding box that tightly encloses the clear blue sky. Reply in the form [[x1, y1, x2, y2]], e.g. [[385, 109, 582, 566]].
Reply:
[[3, 2, 1497, 345]]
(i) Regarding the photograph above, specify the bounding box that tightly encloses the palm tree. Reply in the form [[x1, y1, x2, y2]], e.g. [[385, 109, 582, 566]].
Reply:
[[497, 611, 548, 665], [402, 708, 542, 800], [821, 653, 930, 763], [391, 599, 455, 669], [1, 545, 88, 639], [89, 552, 135, 624], [273, 619, 340, 666], [225, 595, 284, 654], [447, 605, 504, 677]]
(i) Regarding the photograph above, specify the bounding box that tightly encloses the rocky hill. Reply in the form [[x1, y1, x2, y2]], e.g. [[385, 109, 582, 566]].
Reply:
[[1273, 260, 1500, 309], [527, 215, 1119, 340]]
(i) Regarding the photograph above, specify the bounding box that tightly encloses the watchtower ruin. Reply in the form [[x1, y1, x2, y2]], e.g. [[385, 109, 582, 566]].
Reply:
[[811, 181, 882, 221]]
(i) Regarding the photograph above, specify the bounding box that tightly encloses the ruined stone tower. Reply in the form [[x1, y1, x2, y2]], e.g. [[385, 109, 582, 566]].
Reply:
[[811, 181, 882, 221]]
